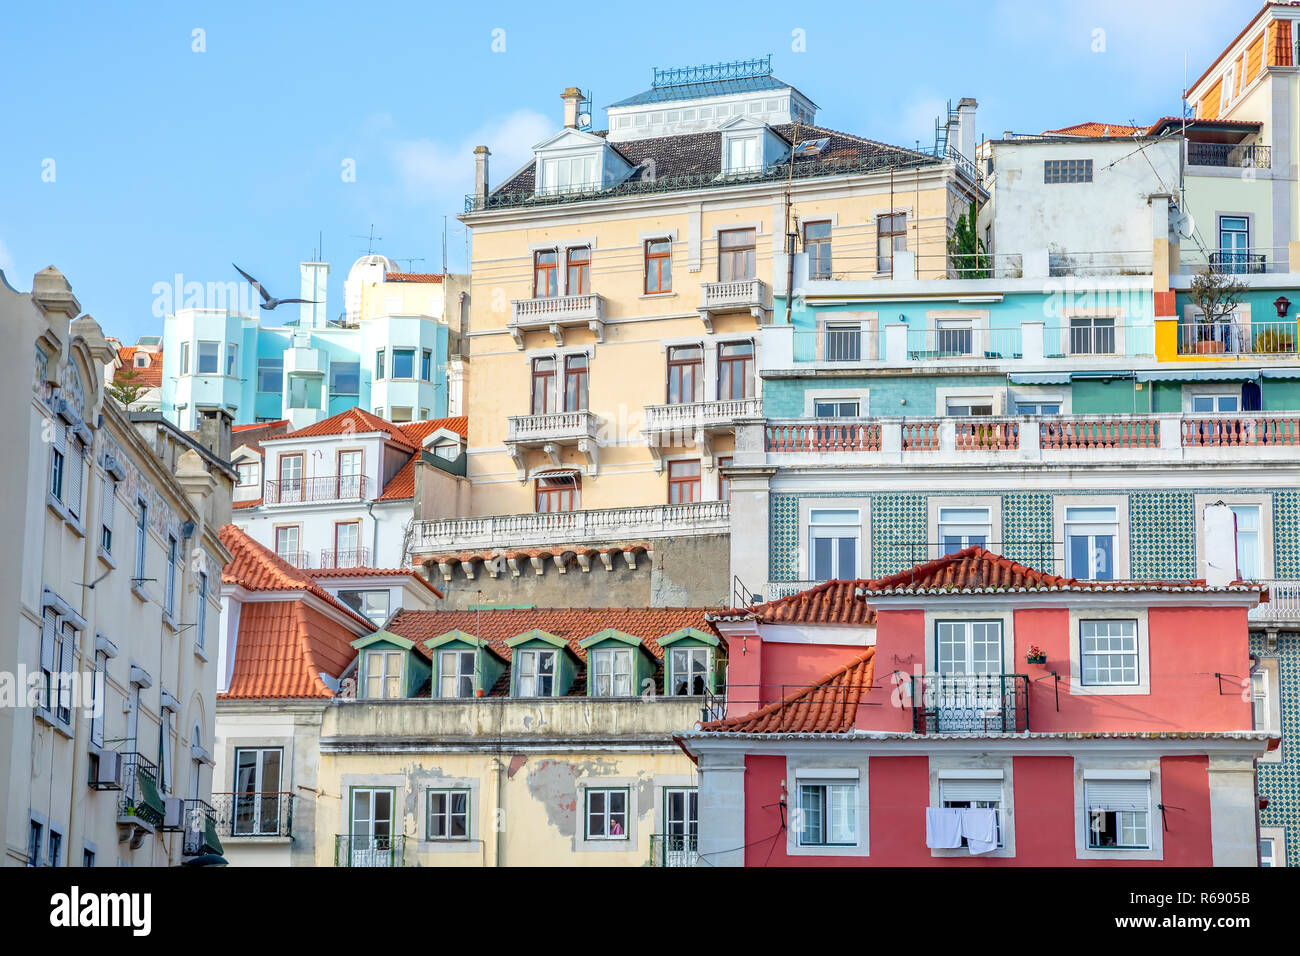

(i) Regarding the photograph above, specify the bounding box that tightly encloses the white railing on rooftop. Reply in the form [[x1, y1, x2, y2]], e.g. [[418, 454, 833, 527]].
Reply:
[[1250, 580, 1300, 623]]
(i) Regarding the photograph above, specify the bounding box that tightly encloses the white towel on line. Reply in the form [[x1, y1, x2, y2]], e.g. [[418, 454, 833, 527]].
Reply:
[[960, 807, 999, 854], [925, 806, 963, 848]]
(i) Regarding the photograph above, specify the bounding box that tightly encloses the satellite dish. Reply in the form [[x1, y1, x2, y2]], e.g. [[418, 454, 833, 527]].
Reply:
[[578, 112, 592, 128], [1174, 209, 1196, 240]]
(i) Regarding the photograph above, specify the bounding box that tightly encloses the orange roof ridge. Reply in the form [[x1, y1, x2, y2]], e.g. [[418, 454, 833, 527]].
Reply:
[[277, 407, 419, 450], [701, 647, 876, 734]]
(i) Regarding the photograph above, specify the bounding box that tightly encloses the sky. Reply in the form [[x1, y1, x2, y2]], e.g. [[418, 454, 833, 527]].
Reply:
[[0, 0, 1266, 343]]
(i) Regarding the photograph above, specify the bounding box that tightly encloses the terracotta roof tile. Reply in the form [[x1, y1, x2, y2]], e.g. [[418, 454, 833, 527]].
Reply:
[[232, 498, 262, 509], [219, 600, 360, 699], [701, 648, 875, 734], [398, 416, 468, 445], [113, 346, 163, 387], [230, 420, 291, 458], [728, 580, 876, 626], [1040, 121, 1145, 137], [383, 272, 444, 283], [307, 566, 443, 599], [387, 606, 719, 664], [278, 408, 418, 450], [377, 457, 416, 501]]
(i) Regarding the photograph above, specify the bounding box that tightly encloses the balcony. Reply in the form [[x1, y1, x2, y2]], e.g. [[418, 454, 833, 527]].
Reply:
[[1176, 320, 1295, 355], [264, 475, 369, 505], [334, 834, 406, 867], [275, 550, 311, 569], [508, 293, 604, 349], [698, 278, 768, 331], [319, 547, 372, 570], [504, 410, 600, 478], [181, 798, 224, 858], [1187, 142, 1271, 169], [116, 752, 165, 846], [911, 674, 1029, 734], [213, 791, 295, 839], [643, 397, 763, 469], [1249, 580, 1300, 625], [649, 833, 699, 867], [409, 500, 730, 558]]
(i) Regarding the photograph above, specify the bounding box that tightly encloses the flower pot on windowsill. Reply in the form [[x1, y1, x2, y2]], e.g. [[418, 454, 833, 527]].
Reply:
[[475, 689, 485, 698], [1026, 654, 1047, 665]]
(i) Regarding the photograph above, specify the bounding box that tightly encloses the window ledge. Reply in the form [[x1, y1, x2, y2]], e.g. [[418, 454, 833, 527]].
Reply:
[[130, 581, 150, 603], [640, 291, 677, 299], [46, 493, 86, 537], [162, 613, 178, 633], [193, 644, 209, 663], [34, 708, 74, 739], [97, 548, 117, 569]]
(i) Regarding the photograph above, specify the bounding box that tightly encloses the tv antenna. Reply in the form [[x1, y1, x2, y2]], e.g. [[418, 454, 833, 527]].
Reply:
[[351, 224, 384, 254], [392, 257, 426, 272]]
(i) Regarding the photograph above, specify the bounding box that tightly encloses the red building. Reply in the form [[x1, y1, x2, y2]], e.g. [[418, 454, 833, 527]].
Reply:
[[678, 547, 1275, 866]]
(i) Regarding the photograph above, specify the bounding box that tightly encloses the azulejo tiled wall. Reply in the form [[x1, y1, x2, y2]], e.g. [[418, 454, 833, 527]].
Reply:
[[1251, 631, 1298, 867], [1001, 492, 1053, 572], [871, 494, 927, 575], [1129, 491, 1196, 579], [1275, 491, 1300, 579]]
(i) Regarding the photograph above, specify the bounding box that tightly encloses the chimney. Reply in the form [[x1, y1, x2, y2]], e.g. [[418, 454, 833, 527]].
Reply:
[[193, 407, 233, 463], [561, 87, 582, 129], [956, 97, 978, 160], [1203, 502, 1239, 587], [473, 145, 490, 206], [299, 260, 329, 329]]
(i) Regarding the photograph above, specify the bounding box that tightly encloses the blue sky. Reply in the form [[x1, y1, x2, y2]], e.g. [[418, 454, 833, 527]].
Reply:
[[0, 0, 1262, 342]]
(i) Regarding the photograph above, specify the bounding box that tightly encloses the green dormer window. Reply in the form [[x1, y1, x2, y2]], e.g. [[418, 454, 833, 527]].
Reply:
[[364, 650, 403, 699], [591, 648, 634, 697], [439, 650, 476, 698], [670, 647, 710, 696], [516, 649, 557, 697]]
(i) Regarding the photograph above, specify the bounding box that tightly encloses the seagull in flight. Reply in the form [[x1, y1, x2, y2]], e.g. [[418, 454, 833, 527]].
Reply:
[[233, 263, 320, 311]]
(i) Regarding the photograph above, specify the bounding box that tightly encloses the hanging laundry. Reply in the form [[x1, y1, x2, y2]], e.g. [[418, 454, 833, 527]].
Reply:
[[960, 807, 999, 854], [925, 806, 963, 848]]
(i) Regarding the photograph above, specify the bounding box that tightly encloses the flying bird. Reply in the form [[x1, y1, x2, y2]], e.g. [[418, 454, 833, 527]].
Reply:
[[232, 263, 320, 311]]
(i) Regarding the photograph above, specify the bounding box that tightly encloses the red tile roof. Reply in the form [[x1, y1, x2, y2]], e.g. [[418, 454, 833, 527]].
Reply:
[[232, 498, 262, 510], [377, 457, 417, 501], [1041, 121, 1145, 137], [398, 416, 468, 445], [113, 346, 163, 387], [230, 420, 291, 458], [387, 606, 719, 663], [717, 580, 876, 626], [700, 648, 875, 734], [278, 408, 418, 449], [384, 272, 444, 283], [219, 524, 373, 627], [307, 566, 443, 599], [220, 600, 361, 699]]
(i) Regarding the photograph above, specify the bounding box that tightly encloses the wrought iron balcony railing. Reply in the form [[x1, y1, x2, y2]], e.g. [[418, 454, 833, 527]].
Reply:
[[334, 834, 405, 867], [649, 833, 699, 867], [275, 550, 310, 569], [1187, 142, 1271, 168], [911, 673, 1029, 734], [319, 548, 372, 570], [1176, 319, 1294, 355], [181, 798, 223, 857], [265, 475, 368, 505], [212, 791, 295, 839], [1208, 251, 1268, 275], [118, 751, 165, 828]]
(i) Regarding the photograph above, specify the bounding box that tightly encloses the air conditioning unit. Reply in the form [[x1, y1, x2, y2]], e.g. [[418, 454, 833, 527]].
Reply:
[[90, 750, 123, 790], [163, 797, 186, 830]]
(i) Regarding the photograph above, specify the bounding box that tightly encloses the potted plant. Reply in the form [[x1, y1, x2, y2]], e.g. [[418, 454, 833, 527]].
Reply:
[[1026, 645, 1047, 665]]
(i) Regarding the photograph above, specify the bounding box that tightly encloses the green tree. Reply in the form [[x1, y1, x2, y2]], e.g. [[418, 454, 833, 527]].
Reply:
[[106, 366, 148, 410], [948, 199, 989, 279]]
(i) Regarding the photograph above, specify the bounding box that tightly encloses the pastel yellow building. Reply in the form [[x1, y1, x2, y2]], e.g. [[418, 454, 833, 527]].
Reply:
[[411, 58, 981, 607]]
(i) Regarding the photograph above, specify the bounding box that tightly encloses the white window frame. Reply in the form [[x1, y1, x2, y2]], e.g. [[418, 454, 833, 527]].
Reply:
[[929, 495, 1001, 560], [1068, 607, 1150, 696], [1063, 505, 1121, 580], [802, 388, 870, 417], [668, 646, 711, 697], [515, 648, 557, 698], [799, 497, 870, 582], [590, 647, 634, 697], [784, 762, 869, 857], [1077, 768, 1160, 860], [438, 649, 476, 699], [1053, 495, 1130, 581], [364, 649, 404, 700], [935, 386, 1005, 416], [1193, 493, 1274, 582], [196, 341, 220, 375], [425, 788, 471, 841], [930, 764, 1016, 858], [1260, 825, 1287, 867], [1253, 658, 1282, 763]]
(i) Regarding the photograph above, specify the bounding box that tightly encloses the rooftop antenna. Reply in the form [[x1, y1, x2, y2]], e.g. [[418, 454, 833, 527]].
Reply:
[[392, 257, 426, 271], [442, 216, 448, 274], [351, 224, 383, 254]]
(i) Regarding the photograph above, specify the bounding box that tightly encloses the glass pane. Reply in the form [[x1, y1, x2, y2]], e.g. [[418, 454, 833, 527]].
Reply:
[[1093, 535, 1114, 580], [812, 537, 833, 580], [836, 536, 856, 579]]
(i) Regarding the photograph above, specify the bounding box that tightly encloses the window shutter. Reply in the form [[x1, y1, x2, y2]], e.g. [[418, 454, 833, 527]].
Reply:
[[940, 778, 1002, 803], [67, 437, 84, 518], [101, 476, 115, 540], [40, 609, 57, 675], [50, 423, 67, 499], [1085, 779, 1149, 811], [57, 624, 76, 714]]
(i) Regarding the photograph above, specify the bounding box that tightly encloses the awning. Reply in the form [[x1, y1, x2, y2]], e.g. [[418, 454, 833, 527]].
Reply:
[[1136, 369, 1260, 383], [1071, 371, 1135, 381], [1007, 372, 1071, 385], [1262, 369, 1300, 380], [134, 768, 166, 828], [202, 816, 224, 856]]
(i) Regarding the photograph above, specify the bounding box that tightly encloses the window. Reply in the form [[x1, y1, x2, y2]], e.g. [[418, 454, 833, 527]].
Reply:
[[349, 788, 395, 865], [1079, 619, 1139, 685], [668, 460, 701, 504], [233, 748, 282, 836], [287, 375, 318, 409], [389, 406, 413, 423], [157, 707, 172, 794], [666, 345, 702, 404], [810, 509, 859, 580], [645, 239, 672, 293], [1192, 393, 1239, 412], [375, 349, 385, 381], [278, 454, 303, 501], [100, 476, 116, 553], [938, 507, 990, 553], [664, 788, 698, 860], [939, 778, 1003, 849], [726, 137, 759, 173], [585, 788, 628, 839], [670, 647, 710, 696], [49, 435, 65, 501], [337, 451, 363, 498], [364, 649, 404, 699], [46, 828, 61, 866], [804, 221, 832, 278], [717, 341, 754, 400], [535, 474, 579, 513], [877, 213, 906, 273], [824, 323, 861, 362], [427, 790, 469, 840], [338, 589, 390, 624], [39, 608, 68, 720], [564, 355, 588, 411], [591, 647, 634, 697], [936, 319, 974, 357], [28, 821, 42, 867], [718, 229, 756, 282], [330, 361, 360, 396], [439, 649, 476, 698], [1231, 505, 1262, 579], [134, 499, 148, 580], [944, 398, 993, 416], [540, 155, 597, 194], [257, 357, 283, 393], [797, 782, 857, 847], [226, 343, 238, 376], [1218, 216, 1250, 273], [236, 462, 259, 487], [534, 250, 559, 298], [66, 436, 84, 519], [1016, 402, 1060, 415], [164, 534, 178, 619], [1044, 159, 1093, 183], [566, 246, 590, 295], [717, 456, 732, 501], [1260, 837, 1277, 867], [196, 571, 208, 650], [814, 399, 860, 417], [531, 357, 555, 415], [1252, 670, 1270, 732], [936, 620, 1004, 677], [420, 349, 433, 382], [391, 348, 415, 379], [82, 848, 95, 868], [1069, 316, 1115, 354], [180, 343, 190, 375], [197, 341, 219, 374], [1085, 779, 1150, 849], [274, 526, 300, 564], [516, 649, 557, 697], [1065, 506, 1117, 579]]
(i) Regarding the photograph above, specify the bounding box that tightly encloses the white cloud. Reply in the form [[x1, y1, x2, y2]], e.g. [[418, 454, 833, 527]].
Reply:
[[392, 109, 552, 200]]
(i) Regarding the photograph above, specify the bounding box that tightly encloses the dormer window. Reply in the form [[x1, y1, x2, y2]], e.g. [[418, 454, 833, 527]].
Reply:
[[726, 137, 760, 174], [134, 354, 148, 368], [540, 154, 598, 195]]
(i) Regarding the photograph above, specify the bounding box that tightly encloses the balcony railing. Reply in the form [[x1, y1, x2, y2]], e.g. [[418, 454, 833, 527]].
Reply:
[[212, 791, 295, 838], [643, 397, 763, 437], [510, 293, 603, 325], [118, 752, 165, 828], [181, 798, 223, 857], [1049, 250, 1152, 277], [649, 833, 699, 867], [275, 550, 310, 569], [911, 674, 1029, 734], [1188, 142, 1271, 169], [265, 475, 368, 505], [506, 410, 600, 444], [319, 548, 372, 570], [699, 279, 768, 329], [907, 326, 1023, 361], [1250, 580, 1300, 623], [410, 500, 730, 554], [334, 834, 405, 867], [1176, 320, 1295, 355]]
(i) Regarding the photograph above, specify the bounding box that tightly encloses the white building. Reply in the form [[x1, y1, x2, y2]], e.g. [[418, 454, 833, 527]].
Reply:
[[231, 408, 468, 571], [0, 265, 233, 867]]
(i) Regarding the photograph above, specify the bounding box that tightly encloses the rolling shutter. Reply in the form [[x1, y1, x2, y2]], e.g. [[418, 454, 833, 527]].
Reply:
[[101, 476, 116, 547], [1085, 779, 1149, 811], [940, 778, 1002, 803], [66, 436, 84, 518]]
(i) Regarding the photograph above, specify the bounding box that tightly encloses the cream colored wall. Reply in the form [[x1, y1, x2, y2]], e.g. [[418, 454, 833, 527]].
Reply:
[[1183, 172, 1275, 265], [463, 179, 955, 517], [358, 278, 447, 322]]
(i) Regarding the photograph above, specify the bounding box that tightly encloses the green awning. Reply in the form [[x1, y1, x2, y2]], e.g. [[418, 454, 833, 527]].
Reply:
[[1261, 368, 1300, 379], [202, 816, 224, 856], [1007, 372, 1071, 385], [1135, 369, 1260, 383], [135, 768, 166, 828], [1071, 371, 1135, 380]]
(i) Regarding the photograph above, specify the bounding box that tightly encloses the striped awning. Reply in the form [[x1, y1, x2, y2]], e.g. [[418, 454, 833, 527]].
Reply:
[[1007, 372, 1071, 385], [1135, 368, 1260, 383], [1261, 368, 1300, 379]]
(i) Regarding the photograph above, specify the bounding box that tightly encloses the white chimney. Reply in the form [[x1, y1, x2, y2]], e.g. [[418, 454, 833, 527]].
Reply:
[[956, 97, 978, 160], [473, 145, 490, 206], [1203, 502, 1239, 587], [561, 87, 582, 129]]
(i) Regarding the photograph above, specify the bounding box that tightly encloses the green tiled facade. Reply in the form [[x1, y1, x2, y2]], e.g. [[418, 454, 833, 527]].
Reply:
[[1251, 632, 1299, 867]]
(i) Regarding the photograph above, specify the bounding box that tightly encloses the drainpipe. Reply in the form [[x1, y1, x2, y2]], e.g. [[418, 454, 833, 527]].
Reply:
[[365, 500, 379, 566]]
